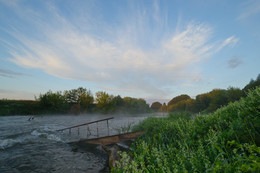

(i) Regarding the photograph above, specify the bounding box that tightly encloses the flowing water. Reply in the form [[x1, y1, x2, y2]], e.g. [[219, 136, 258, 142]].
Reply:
[[0, 114, 156, 173]]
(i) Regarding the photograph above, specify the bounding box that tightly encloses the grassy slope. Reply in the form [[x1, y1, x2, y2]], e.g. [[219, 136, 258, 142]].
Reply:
[[0, 100, 40, 115], [114, 87, 260, 172]]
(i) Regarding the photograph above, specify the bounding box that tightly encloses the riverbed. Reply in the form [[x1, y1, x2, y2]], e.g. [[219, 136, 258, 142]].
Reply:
[[0, 114, 158, 173]]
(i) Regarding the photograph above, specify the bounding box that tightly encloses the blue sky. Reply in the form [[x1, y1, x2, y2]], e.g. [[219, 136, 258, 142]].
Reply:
[[0, 0, 259, 104]]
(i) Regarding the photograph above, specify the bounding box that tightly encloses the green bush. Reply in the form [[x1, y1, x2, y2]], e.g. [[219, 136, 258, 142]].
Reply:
[[114, 87, 260, 172]]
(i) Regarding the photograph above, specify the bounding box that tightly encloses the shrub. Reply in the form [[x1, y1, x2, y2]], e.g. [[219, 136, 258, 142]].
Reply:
[[114, 87, 260, 172]]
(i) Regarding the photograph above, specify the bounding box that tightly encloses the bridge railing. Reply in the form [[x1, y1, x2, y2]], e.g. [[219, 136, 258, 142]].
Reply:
[[57, 117, 114, 138]]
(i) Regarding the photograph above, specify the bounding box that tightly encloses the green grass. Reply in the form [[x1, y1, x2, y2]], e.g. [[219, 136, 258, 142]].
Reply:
[[113, 87, 260, 172], [0, 100, 40, 115]]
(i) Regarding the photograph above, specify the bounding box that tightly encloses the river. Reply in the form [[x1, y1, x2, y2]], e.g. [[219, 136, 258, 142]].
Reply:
[[0, 114, 158, 173]]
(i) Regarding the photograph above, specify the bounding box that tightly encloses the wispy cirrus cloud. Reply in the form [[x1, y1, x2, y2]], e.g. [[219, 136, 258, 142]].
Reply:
[[237, 0, 260, 20], [0, 1, 239, 98], [0, 68, 26, 78]]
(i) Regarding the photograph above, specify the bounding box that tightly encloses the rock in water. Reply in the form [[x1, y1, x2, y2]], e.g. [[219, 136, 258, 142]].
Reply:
[[102, 144, 121, 168]]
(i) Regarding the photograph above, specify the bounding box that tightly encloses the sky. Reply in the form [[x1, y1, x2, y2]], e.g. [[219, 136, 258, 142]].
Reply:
[[0, 0, 259, 104]]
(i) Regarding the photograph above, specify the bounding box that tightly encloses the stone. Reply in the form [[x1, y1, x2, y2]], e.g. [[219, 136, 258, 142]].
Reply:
[[102, 144, 121, 168]]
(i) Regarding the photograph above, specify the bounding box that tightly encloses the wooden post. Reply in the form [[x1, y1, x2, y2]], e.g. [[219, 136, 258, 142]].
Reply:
[[107, 120, 109, 136], [97, 122, 99, 137], [86, 125, 88, 138], [86, 125, 91, 138]]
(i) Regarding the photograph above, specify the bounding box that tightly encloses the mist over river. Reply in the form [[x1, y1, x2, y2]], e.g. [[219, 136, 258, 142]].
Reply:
[[0, 114, 159, 173]]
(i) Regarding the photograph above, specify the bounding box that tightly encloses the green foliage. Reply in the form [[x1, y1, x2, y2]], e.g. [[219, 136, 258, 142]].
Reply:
[[168, 87, 245, 114], [38, 90, 68, 113], [151, 102, 162, 111], [64, 87, 94, 112], [168, 94, 191, 107], [114, 87, 260, 172], [206, 89, 228, 112], [243, 74, 260, 92], [0, 88, 150, 115], [167, 76, 260, 114], [0, 100, 40, 115], [94, 92, 150, 114], [95, 91, 114, 113], [122, 97, 150, 114], [114, 122, 134, 134], [159, 103, 168, 112], [227, 86, 245, 102]]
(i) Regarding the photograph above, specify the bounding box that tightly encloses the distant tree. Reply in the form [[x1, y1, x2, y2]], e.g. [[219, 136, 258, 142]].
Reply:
[[135, 98, 150, 113], [64, 87, 88, 103], [159, 103, 168, 112], [79, 90, 94, 111], [196, 93, 211, 112], [185, 99, 197, 112], [226, 87, 244, 103], [243, 74, 260, 92], [168, 94, 191, 107], [112, 95, 124, 107], [38, 90, 67, 113], [95, 91, 114, 113], [167, 94, 191, 112], [123, 97, 150, 113], [205, 89, 228, 112], [151, 102, 162, 111], [64, 87, 94, 112]]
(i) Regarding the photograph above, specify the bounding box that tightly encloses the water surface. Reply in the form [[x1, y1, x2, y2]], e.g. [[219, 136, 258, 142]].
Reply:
[[0, 114, 154, 173]]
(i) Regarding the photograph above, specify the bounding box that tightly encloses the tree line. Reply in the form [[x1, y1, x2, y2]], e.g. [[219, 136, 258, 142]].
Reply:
[[151, 74, 260, 114], [1, 74, 259, 115], [36, 88, 150, 114]]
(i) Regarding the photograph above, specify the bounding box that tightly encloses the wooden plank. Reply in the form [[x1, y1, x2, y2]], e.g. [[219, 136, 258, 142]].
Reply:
[[78, 131, 144, 145]]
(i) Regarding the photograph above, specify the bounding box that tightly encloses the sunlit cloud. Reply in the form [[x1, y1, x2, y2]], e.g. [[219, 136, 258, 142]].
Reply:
[[0, 1, 239, 98], [215, 36, 239, 52]]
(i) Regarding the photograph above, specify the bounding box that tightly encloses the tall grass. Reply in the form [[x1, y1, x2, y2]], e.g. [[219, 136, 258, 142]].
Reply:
[[113, 87, 260, 172]]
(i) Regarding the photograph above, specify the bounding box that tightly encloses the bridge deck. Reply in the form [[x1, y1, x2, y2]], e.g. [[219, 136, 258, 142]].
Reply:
[[76, 131, 144, 145], [57, 117, 144, 145]]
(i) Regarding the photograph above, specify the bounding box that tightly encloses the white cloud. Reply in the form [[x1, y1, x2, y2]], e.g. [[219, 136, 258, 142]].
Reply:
[[215, 36, 239, 52], [237, 0, 260, 20], [1, 1, 239, 98]]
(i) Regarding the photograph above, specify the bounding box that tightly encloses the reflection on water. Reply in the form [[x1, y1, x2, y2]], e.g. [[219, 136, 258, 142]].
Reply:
[[0, 114, 156, 173]]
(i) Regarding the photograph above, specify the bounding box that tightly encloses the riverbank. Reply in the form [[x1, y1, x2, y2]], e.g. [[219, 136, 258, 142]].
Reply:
[[113, 87, 260, 172]]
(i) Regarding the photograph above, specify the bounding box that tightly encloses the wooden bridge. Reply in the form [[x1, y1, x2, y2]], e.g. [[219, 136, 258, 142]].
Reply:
[[57, 117, 144, 145]]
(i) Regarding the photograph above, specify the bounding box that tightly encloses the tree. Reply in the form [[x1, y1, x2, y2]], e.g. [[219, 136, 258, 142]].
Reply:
[[122, 97, 150, 113], [64, 87, 94, 112], [243, 74, 260, 92], [226, 87, 244, 103], [79, 90, 94, 110], [168, 94, 191, 106], [151, 102, 162, 111], [64, 87, 87, 103], [185, 99, 197, 112], [95, 91, 114, 113], [159, 103, 168, 112], [206, 89, 228, 112], [38, 90, 67, 113], [196, 93, 211, 112], [112, 95, 124, 107]]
